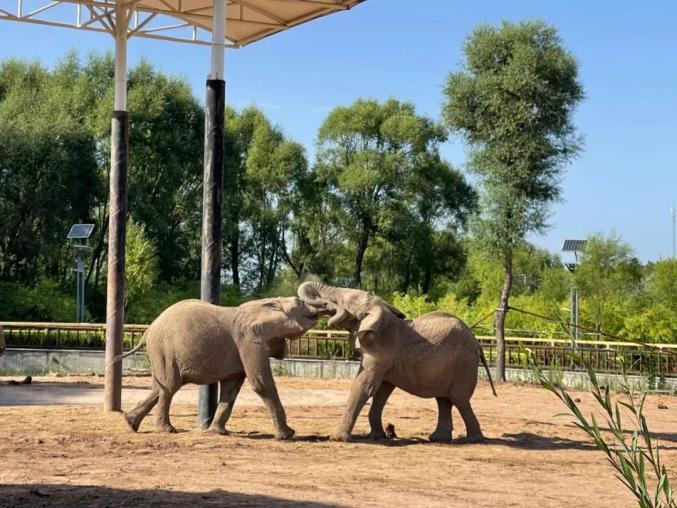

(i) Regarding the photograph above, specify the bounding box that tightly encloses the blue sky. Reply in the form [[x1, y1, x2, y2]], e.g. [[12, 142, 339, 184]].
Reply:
[[2, 0, 676, 262]]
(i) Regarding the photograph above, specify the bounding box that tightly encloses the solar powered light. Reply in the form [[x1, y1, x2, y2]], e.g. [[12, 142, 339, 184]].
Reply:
[[67, 224, 95, 323], [562, 239, 587, 342]]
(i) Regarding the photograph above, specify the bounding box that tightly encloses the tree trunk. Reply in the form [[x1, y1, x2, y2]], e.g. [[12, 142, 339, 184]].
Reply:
[[495, 254, 513, 383], [422, 268, 432, 294], [352, 230, 369, 288], [229, 235, 240, 288]]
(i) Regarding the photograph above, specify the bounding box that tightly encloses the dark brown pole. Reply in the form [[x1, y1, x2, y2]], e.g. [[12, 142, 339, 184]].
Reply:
[[197, 79, 225, 429], [104, 111, 128, 412]]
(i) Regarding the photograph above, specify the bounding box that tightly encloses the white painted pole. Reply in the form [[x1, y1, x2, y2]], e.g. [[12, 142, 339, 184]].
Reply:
[[210, 0, 225, 79], [114, 4, 128, 111]]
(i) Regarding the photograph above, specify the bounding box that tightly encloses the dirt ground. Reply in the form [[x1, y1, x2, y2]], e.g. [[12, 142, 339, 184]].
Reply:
[[0, 376, 675, 507]]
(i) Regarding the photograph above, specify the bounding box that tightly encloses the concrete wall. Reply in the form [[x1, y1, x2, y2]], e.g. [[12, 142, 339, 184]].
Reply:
[[0, 348, 148, 376], [1, 348, 675, 393]]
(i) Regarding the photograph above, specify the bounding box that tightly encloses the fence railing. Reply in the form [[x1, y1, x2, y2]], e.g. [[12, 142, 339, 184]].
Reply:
[[0, 321, 146, 350], [2, 322, 676, 378]]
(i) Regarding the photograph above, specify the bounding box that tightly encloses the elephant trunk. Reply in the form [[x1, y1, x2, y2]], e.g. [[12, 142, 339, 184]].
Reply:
[[298, 282, 352, 328], [297, 281, 330, 308], [297, 281, 343, 308], [327, 306, 350, 328]]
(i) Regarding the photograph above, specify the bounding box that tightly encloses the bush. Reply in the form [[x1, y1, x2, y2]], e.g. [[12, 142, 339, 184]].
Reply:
[[531, 354, 675, 508], [0, 279, 79, 322]]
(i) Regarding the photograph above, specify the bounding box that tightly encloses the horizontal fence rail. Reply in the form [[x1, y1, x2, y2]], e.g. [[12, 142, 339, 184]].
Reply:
[[2, 322, 676, 378]]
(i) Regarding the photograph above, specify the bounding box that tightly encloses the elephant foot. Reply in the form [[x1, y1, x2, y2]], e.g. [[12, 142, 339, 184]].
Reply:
[[157, 423, 178, 434], [367, 430, 387, 441], [457, 433, 485, 444], [330, 431, 352, 443], [124, 413, 140, 433], [274, 426, 295, 440], [207, 426, 229, 436], [429, 430, 453, 443]]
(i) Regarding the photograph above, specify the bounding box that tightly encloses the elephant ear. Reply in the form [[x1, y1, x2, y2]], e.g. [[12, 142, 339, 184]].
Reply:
[[355, 305, 386, 349], [383, 301, 406, 319]]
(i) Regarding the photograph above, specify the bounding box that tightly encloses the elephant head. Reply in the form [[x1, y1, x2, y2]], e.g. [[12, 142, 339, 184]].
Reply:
[[236, 297, 331, 344], [297, 282, 406, 349]]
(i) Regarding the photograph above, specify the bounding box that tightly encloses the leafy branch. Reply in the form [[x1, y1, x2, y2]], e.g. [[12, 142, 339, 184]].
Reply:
[[527, 351, 674, 508]]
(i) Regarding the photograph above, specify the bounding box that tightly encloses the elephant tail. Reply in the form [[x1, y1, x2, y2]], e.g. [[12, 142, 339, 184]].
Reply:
[[105, 333, 147, 371], [478, 343, 497, 397]]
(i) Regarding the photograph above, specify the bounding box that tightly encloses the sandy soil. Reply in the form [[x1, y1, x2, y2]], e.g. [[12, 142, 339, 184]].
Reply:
[[0, 375, 675, 507]]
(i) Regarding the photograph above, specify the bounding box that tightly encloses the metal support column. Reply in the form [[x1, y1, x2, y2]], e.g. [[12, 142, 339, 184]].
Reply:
[[198, 0, 226, 429], [570, 286, 579, 343], [104, 4, 129, 412], [76, 253, 85, 322]]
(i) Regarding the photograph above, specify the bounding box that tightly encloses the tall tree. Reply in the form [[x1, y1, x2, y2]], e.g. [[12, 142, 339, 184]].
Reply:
[[443, 20, 584, 380], [0, 58, 100, 283], [125, 61, 204, 283], [223, 106, 309, 292], [316, 98, 472, 288]]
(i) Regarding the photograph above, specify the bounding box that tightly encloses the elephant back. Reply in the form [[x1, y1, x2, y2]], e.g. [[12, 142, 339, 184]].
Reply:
[[409, 312, 477, 350]]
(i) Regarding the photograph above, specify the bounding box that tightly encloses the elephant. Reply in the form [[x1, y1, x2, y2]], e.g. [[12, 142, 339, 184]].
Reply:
[[297, 281, 496, 443], [110, 297, 328, 439]]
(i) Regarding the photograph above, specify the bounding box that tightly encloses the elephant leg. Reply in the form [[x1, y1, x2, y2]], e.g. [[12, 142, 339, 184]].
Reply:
[[456, 398, 484, 442], [429, 397, 453, 442], [154, 378, 179, 433], [240, 342, 294, 440], [367, 382, 395, 439], [209, 376, 245, 435], [124, 383, 160, 432], [333, 364, 384, 442]]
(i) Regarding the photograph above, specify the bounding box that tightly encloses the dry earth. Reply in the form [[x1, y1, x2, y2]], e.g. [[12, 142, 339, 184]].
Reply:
[[0, 375, 675, 507]]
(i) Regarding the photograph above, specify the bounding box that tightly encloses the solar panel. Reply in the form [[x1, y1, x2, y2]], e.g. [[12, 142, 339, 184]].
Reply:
[[67, 224, 95, 240], [562, 239, 587, 252]]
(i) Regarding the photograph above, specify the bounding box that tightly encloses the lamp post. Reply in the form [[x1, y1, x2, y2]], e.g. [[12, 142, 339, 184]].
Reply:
[[67, 224, 95, 323], [562, 239, 587, 344]]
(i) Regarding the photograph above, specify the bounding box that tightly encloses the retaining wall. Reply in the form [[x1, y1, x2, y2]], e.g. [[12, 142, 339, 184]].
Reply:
[[1, 348, 675, 393]]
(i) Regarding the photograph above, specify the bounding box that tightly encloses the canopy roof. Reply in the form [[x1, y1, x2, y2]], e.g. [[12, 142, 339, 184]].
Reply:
[[0, 0, 365, 46], [141, 0, 364, 46]]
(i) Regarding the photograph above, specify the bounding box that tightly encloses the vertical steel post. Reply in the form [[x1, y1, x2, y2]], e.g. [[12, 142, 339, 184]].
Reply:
[[570, 285, 579, 344], [104, 3, 129, 412], [670, 206, 677, 259], [76, 253, 84, 322], [197, 0, 226, 429]]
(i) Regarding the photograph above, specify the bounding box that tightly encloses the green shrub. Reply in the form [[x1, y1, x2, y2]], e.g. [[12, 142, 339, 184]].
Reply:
[[531, 355, 675, 508]]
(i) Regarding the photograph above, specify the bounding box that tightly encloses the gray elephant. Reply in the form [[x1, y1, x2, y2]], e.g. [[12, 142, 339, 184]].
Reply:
[[298, 282, 496, 443], [111, 297, 326, 439]]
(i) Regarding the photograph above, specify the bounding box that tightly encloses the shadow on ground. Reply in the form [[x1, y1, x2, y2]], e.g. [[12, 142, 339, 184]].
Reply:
[[491, 432, 595, 450], [0, 484, 342, 507]]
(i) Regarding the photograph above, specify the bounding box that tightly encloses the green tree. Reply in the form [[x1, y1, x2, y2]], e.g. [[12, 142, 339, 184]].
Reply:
[[442, 20, 584, 380], [575, 233, 642, 335], [223, 106, 309, 292], [316, 98, 474, 288], [124, 61, 204, 283], [123, 219, 159, 318], [0, 58, 100, 283]]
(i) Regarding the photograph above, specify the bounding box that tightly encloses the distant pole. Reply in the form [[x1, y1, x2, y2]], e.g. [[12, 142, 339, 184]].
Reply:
[[76, 252, 85, 322], [198, 0, 226, 429], [670, 206, 675, 259]]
